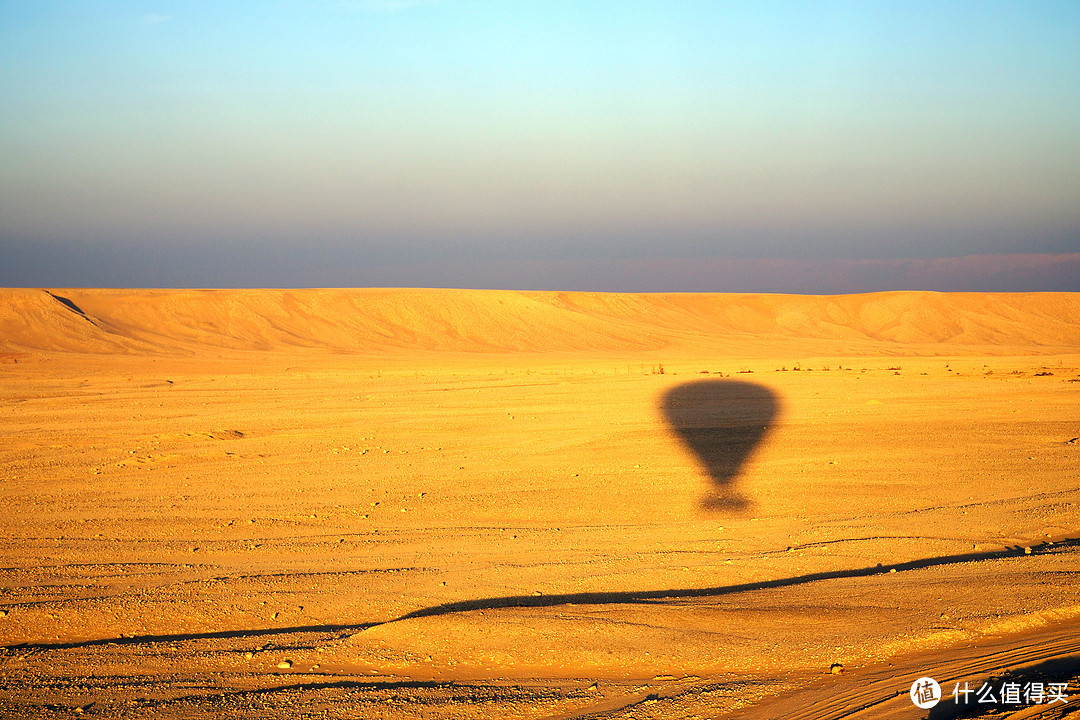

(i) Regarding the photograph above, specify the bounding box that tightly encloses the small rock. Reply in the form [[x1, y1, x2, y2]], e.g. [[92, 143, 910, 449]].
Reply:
[[244, 652, 254, 660], [0, 610, 7, 618], [830, 663, 845, 675], [277, 660, 292, 669], [1024, 546, 1032, 554]]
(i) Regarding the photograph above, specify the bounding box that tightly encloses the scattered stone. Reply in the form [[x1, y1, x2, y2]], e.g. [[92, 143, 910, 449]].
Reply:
[[244, 652, 254, 660], [277, 660, 292, 669], [1024, 546, 1032, 554], [830, 663, 845, 675], [0, 610, 7, 618]]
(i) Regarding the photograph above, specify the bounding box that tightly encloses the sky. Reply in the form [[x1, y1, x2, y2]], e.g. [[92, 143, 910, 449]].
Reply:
[[1, 0, 1078, 291]]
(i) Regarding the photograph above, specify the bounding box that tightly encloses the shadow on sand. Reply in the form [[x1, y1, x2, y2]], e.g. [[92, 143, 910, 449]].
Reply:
[[661, 379, 779, 512], [9, 539, 1079, 655]]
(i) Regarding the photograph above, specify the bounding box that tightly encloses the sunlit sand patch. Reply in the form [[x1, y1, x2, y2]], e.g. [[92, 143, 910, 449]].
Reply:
[[0, 288, 1078, 718]]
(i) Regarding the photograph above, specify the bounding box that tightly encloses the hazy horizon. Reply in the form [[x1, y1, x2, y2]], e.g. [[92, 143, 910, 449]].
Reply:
[[2, 1, 1078, 292]]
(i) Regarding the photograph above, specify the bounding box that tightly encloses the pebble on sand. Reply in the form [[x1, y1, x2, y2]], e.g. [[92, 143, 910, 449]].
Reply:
[[277, 660, 293, 669], [830, 663, 845, 675]]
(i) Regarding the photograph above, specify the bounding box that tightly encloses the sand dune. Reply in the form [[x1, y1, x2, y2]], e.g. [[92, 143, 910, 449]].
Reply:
[[2, 288, 1079, 355], [1, 288, 1079, 718]]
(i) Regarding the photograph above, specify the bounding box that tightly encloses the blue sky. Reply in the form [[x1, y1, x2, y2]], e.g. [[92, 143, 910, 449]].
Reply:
[[1, 1, 1078, 290]]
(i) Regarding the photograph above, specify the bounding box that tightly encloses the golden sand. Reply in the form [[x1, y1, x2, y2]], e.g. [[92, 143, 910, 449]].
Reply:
[[1, 288, 1078, 718]]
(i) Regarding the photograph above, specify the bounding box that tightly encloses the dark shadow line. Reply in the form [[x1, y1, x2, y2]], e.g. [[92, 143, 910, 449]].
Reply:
[[1, 623, 377, 653], [392, 538, 1080, 623], [6, 539, 1078, 655], [44, 291, 98, 327]]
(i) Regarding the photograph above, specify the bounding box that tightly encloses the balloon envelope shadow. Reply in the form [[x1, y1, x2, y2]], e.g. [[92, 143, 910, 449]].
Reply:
[[661, 379, 779, 512]]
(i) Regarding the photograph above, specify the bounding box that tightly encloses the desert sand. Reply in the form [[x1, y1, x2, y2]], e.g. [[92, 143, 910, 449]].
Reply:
[[1, 288, 1079, 719]]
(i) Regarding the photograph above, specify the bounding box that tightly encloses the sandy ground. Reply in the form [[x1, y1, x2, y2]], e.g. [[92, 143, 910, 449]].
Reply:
[[1, 288, 1079, 719]]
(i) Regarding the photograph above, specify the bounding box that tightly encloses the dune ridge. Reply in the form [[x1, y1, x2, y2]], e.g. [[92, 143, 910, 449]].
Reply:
[[1, 287, 1078, 355]]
